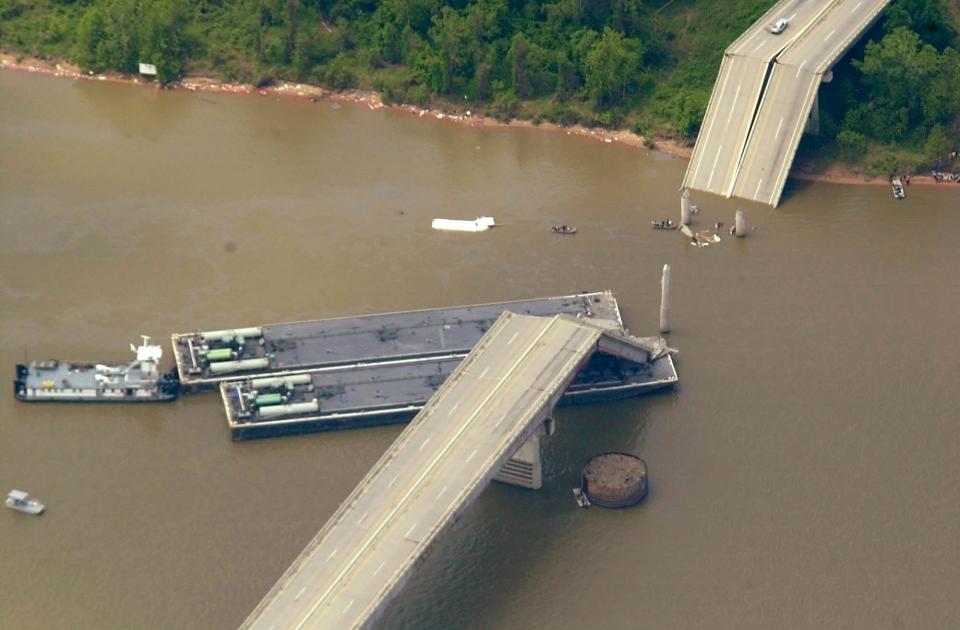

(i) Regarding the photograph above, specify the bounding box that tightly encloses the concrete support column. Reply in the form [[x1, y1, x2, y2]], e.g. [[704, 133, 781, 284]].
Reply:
[[495, 432, 543, 489], [659, 264, 671, 334], [735, 210, 747, 237], [680, 189, 692, 225]]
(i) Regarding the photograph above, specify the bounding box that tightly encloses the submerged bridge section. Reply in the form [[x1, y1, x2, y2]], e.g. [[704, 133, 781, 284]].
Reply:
[[240, 312, 674, 630], [683, 0, 890, 206]]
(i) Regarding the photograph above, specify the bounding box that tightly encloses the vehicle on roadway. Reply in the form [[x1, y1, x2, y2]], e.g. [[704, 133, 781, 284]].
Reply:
[[770, 18, 789, 34]]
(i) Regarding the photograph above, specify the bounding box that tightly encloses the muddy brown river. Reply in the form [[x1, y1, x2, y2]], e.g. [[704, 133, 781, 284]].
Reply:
[[1, 69, 958, 629]]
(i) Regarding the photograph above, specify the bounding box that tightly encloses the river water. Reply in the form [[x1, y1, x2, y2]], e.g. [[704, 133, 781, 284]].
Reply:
[[1, 69, 958, 629]]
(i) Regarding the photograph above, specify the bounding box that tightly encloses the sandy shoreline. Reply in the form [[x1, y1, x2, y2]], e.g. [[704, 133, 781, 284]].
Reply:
[[3, 51, 957, 190]]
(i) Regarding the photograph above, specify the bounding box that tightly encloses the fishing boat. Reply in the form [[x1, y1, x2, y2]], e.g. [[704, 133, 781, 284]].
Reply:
[[6, 490, 44, 515], [651, 220, 677, 230], [551, 224, 577, 234], [891, 177, 905, 199], [431, 216, 496, 232]]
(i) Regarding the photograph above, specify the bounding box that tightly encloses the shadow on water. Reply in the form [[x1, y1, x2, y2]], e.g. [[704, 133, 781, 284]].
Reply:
[[378, 391, 674, 629]]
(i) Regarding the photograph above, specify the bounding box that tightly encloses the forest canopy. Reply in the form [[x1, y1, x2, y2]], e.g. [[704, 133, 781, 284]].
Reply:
[[1, 0, 958, 172]]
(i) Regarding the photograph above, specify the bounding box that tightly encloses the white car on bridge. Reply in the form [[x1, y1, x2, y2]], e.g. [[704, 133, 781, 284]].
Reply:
[[770, 18, 790, 34]]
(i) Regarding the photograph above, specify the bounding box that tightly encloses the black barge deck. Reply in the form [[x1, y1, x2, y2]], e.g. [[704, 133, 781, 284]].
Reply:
[[172, 292, 622, 390], [221, 340, 677, 440]]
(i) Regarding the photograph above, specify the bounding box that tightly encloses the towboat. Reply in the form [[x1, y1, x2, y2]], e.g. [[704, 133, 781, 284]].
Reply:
[[14, 336, 179, 403], [551, 224, 577, 234], [6, 490, 44, 515]]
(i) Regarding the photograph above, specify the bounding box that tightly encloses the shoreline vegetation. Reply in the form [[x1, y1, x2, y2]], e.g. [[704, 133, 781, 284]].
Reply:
[[4, 49, 955, 191], [2, 0, 958, 192]]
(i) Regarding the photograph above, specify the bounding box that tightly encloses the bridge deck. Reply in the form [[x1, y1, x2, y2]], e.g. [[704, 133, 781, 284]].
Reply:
[[732, 0, 891, 205], [684, 0, 890, 206], [682, 0, 838, 197], [240, 313, 670, 629]]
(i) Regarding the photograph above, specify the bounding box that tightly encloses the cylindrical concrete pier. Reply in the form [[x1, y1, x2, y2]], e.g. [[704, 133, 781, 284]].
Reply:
[[680, 189, 691, 226], [735, 210, 747, 237], [582, 453, 649, 508], [659, 264, 671, 334]]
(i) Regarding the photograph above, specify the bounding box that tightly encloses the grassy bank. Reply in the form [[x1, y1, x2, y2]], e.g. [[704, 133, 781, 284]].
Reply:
[[1, 0, 958, 175]]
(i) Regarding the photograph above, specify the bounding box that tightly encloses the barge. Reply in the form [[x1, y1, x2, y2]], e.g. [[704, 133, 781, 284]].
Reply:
[[220, 331, 677, 440], [14, 336, 178, 403], [172, 292, 622, 391]]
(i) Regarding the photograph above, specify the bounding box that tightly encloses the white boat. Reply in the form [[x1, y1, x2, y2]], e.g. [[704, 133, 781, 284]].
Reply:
[[6, 489, 45, 515], [431, 216, 496, 232]]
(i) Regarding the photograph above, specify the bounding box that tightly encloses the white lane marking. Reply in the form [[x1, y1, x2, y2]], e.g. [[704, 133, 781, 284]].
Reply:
[[358, 511, 368, 524], [404, 522, 418, 538], [293, 317, 564, 629], [342, 600, 354, 616], [388, 474, 400, 487], [824, 29, 836, 42], [327, 548, 338, 561], [295, 587, 306, 601], [493, 415, 504, 428], [751, 39, 766, 54], [479, 367, 490, 379], [466, 449, 478, 463], [436, 485, 448, 499], [418, 436, 431, 452], [373, 561, 386, 576], [448, 403, 459, 415], [755, 179, 763, 200], [707, 145, 724, 189], [796, 61, 805, 78], [852, 1, 863, 11], [507, 332, 519, 345], [774, 117, 784, 139], [725, 84, 742, 126], [690, 59, 733, 178], [786, 12, 796, 21]]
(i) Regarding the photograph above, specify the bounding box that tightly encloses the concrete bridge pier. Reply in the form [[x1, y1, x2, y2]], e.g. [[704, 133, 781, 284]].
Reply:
[[494, 432, 544, 489]]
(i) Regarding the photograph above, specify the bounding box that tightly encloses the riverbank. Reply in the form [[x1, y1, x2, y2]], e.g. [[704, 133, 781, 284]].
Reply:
[[2, 51, 953, 190]]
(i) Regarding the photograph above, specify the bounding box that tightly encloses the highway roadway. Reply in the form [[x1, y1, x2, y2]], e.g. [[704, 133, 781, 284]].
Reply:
[[682, 0, 839, 197], [240, 313, 637, 629], [732, 0, 892, 205]]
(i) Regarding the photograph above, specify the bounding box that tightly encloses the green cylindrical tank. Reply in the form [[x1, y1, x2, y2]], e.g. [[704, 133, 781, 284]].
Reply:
[[205, 348, 235, 362], [255, 393, 283, 406], [208, 357, 270, 374], [201, 327, 263, 342], [257, 399, 319, 418]]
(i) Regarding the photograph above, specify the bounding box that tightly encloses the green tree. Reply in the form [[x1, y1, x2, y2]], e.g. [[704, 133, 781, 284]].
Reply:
[[99, 0, 141, 73], [74, 6, 106, 70], [836, 129, 868, 162], [924, 123, 950, 160], [140, 0, 188, 83], [584, 28, 641, 106]]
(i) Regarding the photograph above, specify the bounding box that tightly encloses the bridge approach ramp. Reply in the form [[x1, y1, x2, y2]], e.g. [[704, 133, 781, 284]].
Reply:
[[239, 312, 674, 629]]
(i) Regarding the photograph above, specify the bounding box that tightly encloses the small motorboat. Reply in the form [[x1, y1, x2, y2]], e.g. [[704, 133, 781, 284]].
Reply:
[[572, 487, 591, 508], [891, 177, 905, 199], [551, 224, 577, 235], [6, 489, 44, 515], [651, 220, 677, 230]]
